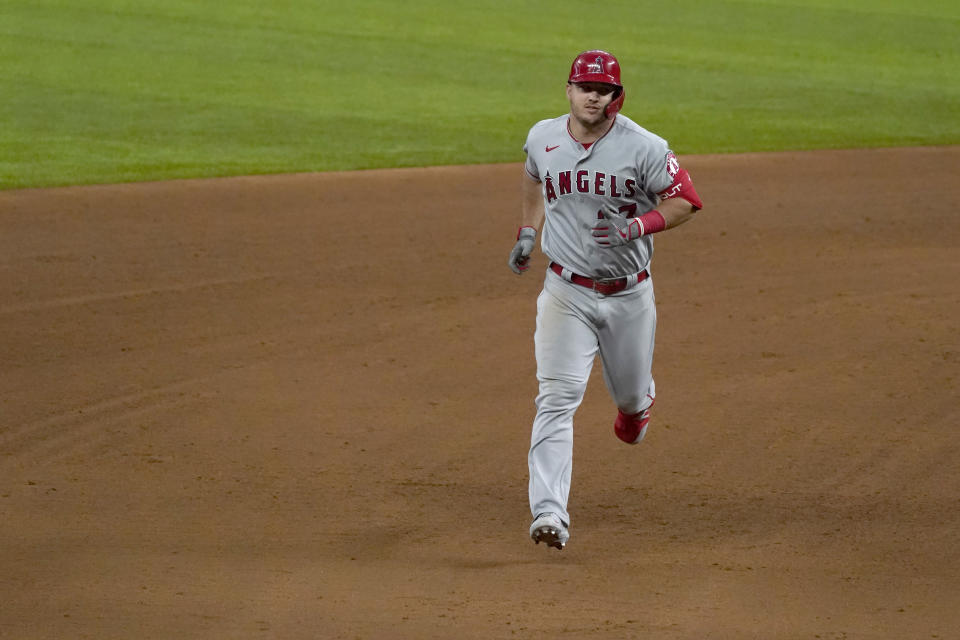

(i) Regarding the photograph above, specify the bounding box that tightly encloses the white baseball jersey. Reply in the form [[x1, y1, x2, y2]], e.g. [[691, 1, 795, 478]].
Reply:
[[523, 114, 678, 279]]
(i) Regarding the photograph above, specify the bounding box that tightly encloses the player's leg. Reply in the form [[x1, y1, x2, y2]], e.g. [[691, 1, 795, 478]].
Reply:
[[529, 274, 599, 528], [597, 280, 657, 443]]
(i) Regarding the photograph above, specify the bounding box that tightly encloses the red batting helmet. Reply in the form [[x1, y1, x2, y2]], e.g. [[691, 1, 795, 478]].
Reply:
[[568, 50, 625, 118]]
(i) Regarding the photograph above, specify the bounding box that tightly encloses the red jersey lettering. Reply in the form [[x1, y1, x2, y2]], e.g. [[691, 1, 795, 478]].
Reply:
[[594, 172, 606, 195], [576, 170, 589, 193]]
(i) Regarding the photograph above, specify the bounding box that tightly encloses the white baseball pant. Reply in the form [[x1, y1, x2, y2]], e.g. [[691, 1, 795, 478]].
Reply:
[[528, 268, 657, 526]]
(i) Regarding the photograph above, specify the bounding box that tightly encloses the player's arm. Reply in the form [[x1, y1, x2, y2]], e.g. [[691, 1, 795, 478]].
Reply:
[[520, 170, 545, 231], [508, 171, 544, 274], [592, 166, 703, 247], [656, 193, 698, 230], [655, 163, 703, 229]]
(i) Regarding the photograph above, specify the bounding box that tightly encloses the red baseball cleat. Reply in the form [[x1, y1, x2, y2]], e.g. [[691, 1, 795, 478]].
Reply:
[[614, 405, 652, 444]]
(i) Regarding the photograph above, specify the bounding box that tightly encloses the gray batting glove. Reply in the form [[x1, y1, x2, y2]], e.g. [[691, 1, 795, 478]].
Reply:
[[508, 226, 537, 274], [591, 209, 641, 248]]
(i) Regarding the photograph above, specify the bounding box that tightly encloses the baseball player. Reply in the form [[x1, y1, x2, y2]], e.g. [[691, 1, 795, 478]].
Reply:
[[508, 50, 704, 550]]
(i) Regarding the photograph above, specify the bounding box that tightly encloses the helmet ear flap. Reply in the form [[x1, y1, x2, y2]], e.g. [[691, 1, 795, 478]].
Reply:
[[605, 87, 625, 118]]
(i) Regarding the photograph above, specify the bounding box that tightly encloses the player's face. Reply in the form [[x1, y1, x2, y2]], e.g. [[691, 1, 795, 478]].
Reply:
[[567, 82, 617, 126]]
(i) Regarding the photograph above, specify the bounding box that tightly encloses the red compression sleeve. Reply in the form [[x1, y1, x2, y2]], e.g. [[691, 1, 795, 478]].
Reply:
[[636, 210, 666, 236], [657, 168, 703, 210]]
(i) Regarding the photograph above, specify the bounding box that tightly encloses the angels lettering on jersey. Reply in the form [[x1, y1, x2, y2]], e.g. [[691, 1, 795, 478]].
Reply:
[[542, 169, 639, 204], [542, 152, 680, 205]]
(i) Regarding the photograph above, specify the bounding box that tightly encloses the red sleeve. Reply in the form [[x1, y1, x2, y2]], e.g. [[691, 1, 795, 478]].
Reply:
[[657, 168, 703, 210]]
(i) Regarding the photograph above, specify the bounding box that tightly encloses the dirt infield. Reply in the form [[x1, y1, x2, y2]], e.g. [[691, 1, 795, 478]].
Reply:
[[1, 147, 958, 639]]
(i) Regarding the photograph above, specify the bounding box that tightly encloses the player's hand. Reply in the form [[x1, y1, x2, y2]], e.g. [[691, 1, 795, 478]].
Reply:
[[591, 209, 641, 248], [508, 226, 537, 274]]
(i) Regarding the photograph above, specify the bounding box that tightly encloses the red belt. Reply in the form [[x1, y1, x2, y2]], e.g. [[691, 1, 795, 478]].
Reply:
[[549, 262, 648, 295]]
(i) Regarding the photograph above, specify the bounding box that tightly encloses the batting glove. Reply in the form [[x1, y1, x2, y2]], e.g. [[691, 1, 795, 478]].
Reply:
[[508, 226, 537, 274], [591, 209, 640, 248]]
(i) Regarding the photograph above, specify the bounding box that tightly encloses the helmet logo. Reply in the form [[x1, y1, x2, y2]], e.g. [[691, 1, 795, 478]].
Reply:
[[587, 56, 604, 74]]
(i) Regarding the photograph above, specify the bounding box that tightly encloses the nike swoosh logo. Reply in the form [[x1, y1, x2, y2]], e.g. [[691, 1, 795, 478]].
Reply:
[[545, 145, 560, 152]]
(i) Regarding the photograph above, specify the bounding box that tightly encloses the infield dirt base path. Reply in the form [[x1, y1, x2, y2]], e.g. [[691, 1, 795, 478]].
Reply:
[[1, 147, 958, 639]]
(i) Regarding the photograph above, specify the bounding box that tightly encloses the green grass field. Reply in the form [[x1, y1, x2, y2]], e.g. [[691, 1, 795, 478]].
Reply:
[[2, 0, 958, 188]]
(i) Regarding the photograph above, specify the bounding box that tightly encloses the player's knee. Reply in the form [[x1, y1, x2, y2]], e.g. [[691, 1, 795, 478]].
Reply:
[[537, 378, 587, 413]]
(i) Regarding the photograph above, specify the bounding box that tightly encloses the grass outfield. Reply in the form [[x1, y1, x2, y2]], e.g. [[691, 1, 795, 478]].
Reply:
[[2, 0, 958, 188]]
